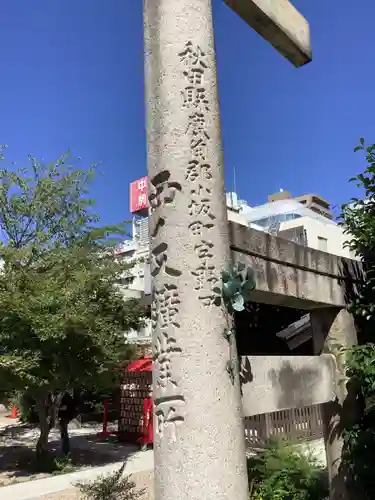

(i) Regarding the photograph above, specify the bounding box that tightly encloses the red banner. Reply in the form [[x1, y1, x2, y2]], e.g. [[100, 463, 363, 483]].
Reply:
[[130, 177, 149, 214]]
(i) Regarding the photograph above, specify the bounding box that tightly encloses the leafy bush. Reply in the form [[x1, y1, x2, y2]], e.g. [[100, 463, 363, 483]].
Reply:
[[247, 440, 328, 500], [339, 138, 375, 497], [76, 462, 145, 500], [341, 343, 375, 498]]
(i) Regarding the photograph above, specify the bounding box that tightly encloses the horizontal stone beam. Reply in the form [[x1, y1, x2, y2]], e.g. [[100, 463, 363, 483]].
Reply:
[[240, 354, 336, 416], [224, 0, 312, 67], [229, 222, 363, 308]]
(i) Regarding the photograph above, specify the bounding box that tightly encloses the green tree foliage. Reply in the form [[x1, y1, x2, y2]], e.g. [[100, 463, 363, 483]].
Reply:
[[0, 147, 145, 457], [342, 344, 375, 497], [340, 138, 375, 497], [340, 138, 375, 330]]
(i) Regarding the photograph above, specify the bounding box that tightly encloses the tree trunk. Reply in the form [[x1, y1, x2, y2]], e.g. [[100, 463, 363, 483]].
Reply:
[[59, 418, 70, 456], [49, 395, 59, 429], [36, 404, 50, 459]]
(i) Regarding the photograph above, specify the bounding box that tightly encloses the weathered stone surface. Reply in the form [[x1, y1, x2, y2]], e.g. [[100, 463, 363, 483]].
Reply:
[[143, 1, 248, 500], [311, 309, 358, 500], [224, 0, 312, 67], [241, 354, 337, 416], [229, 222, 363, 308]]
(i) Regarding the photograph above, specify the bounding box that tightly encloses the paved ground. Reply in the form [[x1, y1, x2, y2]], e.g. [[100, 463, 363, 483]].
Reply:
[[32, 470, 154, 500], [0, 409, 154, 499], [0, 418, 123, 487], [0, 411, 16, 428], [1, 450, 154, 500]]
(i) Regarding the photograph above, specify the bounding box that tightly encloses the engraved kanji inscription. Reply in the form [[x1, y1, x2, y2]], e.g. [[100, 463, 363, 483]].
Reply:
[[186, 160, 212, 182], [149, 170, 182, 237], [191, 136, 208, 161], [152, 284, 180, 330], [198, 290, 222, 308], [149, 170, 182, 212], [178, 41, 207, 68], [194, 240, 214, 260], [181, 87, 209, 112], [150, 217, 165, 238], [188, 186, 215, 220], [189, 220, 214, 236], [188, 199, 215, 220], [191, 259, 217, 291], [191, 184, 211, 198], [151, 242, 182, 278], [155, 395, 185, 443], [186, 112, 210, 140], [153, 332, 182, 389], [183, 67, 204, 86]]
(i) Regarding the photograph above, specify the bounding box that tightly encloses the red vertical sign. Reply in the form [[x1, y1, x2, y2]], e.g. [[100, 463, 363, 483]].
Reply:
[[130, 176, 149, 214]]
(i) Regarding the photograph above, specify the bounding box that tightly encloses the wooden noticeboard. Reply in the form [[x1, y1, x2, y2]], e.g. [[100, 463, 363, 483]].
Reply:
[[118, 360, 152, 442]]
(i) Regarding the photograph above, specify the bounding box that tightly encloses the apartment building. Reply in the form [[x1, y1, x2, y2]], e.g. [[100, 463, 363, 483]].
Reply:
[[236, 191, 356, 260]]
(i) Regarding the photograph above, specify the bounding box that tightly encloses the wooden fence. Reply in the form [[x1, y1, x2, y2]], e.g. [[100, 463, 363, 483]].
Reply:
[[244, 404, 323, 448]]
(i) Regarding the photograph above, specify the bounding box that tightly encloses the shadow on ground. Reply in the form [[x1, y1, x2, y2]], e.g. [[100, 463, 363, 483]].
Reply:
[[0, 423, 141, 486]]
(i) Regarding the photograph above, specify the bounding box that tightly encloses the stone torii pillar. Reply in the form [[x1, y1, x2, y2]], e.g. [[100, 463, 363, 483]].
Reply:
[[142, 2, 312, 500]]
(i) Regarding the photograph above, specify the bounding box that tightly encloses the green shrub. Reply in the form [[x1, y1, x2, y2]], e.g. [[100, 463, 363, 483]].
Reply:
[[341, 343, 375, 497], [247, 440, 328, 500], [76, 462, 145, 500]]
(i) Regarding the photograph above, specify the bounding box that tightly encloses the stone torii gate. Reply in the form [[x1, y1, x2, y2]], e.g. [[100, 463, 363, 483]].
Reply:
[[143, 2, 312, 500]]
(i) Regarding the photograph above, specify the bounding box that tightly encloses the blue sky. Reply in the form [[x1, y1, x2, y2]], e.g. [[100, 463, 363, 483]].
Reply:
[[0, 1, 373, 225]]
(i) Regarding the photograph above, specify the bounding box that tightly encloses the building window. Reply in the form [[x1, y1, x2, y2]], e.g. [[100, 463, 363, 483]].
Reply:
[[312, 196, 329, 209], [119, 276, 135, 287], [253, 213, 301, 228], [317, 236, 328, 252]]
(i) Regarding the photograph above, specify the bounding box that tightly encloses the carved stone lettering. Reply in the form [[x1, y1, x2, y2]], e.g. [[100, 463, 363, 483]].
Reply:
[[188, 198, 215, 220], [186, 112, 209, 139], [194, 240, 214, 260], [191, 184, 211, 198], [191, 137, 208, 161], [188, 185, 215, 221], [191, 259, 217, 291], [149, 170, 182, 237], [188, 220, 214, 236], [181, 87, 209, 112], [149, 170, 182, 211], [183, 67, 204, 86], [178, 41, 207, 68], [198, 290, 222, 308], [186, 160, 212, 182], [154, 395, 185, 443], [150, 217, 166, 238], [152, 284, 180, 330], [153, 332, 182, 389], [151, 242, 182, 278]]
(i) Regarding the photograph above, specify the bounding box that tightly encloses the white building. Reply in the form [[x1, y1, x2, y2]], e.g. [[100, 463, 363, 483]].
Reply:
[[116, 218, 152, 344], [227, 192, 357, 260]]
